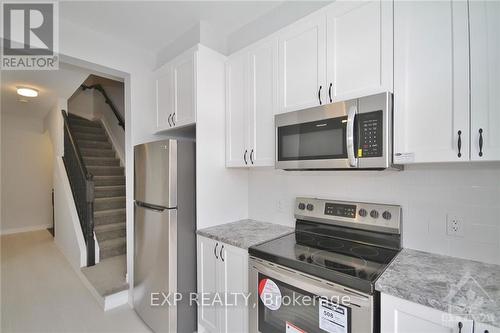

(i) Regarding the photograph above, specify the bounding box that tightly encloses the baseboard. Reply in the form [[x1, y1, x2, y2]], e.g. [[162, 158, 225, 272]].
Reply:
[[104, 289, 129, 311], [0, 224, 52, 236]]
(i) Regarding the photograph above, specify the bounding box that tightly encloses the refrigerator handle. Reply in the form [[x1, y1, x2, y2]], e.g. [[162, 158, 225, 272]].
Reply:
[[135, 201, 176, 212]]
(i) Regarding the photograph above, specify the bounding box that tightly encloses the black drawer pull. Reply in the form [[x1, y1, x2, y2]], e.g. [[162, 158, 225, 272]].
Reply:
[[168, 114, 172, 127], [458, 321, 463, 333], [244, 150, 248, 165], [250, 149, 254, 164], [220, 245, 224, 262], [457, 130, 462, 158], [318, 85, 322, 105], [328, 83, 333, 103], [479, 128, 483, 157], [214, 242, 219, 259]]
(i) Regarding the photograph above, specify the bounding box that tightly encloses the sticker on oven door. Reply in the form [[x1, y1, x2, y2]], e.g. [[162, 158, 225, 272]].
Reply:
[[286, 321, 306, 333], [319, 298, 348, 333], [258, 278, 282, 310]]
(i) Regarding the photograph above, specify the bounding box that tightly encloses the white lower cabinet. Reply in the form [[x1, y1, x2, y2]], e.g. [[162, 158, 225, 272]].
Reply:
[[475, 323, 500, 333], [381, 294, 474, 333], [197, 236, 248, 333]]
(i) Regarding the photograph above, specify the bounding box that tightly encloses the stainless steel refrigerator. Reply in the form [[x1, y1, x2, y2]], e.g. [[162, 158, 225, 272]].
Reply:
[[133, 139, 196, 333]]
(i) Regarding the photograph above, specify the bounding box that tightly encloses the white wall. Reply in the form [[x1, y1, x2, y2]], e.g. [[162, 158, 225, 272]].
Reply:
[[1, 113, 54, 234], [68, 88, 96, 120], [248, 163, 500, 265]]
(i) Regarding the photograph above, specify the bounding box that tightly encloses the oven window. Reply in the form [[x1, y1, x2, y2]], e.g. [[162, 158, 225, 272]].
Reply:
[[258, 273, 351, 333], [277, 117, 347, 161]]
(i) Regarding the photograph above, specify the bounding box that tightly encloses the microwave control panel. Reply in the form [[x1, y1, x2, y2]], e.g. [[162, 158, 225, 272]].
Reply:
[[358, 110, 383, 158]]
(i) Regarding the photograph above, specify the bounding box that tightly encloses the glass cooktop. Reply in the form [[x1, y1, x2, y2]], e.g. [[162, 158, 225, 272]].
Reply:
[[249, 231, 399, 294]]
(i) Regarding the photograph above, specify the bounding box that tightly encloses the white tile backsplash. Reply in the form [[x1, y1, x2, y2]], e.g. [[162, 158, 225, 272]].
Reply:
[[248, 163, 500, 265]]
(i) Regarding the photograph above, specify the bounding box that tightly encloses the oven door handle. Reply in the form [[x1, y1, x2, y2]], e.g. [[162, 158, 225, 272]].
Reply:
[[347, 105, 358, 167]]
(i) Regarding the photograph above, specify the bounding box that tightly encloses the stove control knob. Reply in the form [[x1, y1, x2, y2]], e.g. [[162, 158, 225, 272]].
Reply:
[[306, 256, 313, 263], [298, 203, 306, 210], [306, 204, 314, 211], [298, 254, 306, 261], [358, 208, 367, 217], [370, 210, 379, 219], [382, 211, 392, 220]]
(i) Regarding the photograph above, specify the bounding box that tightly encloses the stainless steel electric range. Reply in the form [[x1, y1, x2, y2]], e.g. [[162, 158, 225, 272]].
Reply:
[[248, 197, 402, 333]]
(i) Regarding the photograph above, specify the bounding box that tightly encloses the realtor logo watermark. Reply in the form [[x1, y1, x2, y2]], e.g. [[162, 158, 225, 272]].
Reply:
[[1, 2, 59, 70]]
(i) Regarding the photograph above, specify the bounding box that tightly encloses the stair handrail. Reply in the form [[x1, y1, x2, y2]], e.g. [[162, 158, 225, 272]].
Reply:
[[61, 110, 95, 266], [81, 84, 125, 130]]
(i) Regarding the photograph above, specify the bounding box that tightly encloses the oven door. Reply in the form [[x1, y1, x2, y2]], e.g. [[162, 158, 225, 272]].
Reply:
[[275, 100, 358, 170], [249, 258, 374, 333]]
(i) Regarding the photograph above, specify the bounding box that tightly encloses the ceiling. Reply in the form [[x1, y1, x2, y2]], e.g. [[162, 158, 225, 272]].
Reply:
[[1, 63, 94, 118], [60, 1, 286, 54]]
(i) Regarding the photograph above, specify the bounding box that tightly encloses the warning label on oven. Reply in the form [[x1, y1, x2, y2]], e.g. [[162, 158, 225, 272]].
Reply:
[[258, 278, 282, 311], [319, 299, 348, 333]]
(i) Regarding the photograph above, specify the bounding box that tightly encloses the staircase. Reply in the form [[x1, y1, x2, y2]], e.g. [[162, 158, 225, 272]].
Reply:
[[68, 113, 126, 261]]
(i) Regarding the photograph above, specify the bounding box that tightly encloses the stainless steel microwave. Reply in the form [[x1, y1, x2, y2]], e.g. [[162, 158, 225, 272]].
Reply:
[[275, 92, 401, 170]]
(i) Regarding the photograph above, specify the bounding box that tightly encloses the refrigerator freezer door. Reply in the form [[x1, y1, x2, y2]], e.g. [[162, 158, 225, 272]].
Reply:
[[134, 140, 177, 208], [134, 203, 177, 332]]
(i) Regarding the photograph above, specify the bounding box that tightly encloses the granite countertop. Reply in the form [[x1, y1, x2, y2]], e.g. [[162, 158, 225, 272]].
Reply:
[[196, 219, 294, 249], [376, 248, 500, 327]]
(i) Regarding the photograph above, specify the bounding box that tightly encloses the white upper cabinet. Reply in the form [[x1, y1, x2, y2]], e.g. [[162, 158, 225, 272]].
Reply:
[[247, 39, 277, 166], [226, 38, 277, 168], [225, 52, 249, 167], [277, 14, 327, 113], [469, 0, 500, 161], [326, 1, 393, 102], [172, 50, 196, 128], [155, 65, 174, 129], [393, 0, 470, 164]]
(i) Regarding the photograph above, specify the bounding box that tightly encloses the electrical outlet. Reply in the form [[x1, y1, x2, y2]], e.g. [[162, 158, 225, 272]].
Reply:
[[447, 215, 464, 237]]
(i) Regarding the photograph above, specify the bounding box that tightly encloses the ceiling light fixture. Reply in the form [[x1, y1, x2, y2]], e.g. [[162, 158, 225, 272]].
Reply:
[[16, 87, 38, 97]]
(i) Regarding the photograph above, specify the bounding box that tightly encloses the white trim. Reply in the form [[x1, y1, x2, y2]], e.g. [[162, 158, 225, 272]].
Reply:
[[100, 117, 125, 166], [104, 289, 129, 311], [0, 224, 52, 236]]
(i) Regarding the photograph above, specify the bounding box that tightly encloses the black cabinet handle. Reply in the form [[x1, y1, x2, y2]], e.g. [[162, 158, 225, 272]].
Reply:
[[328, 83, 333, 103], [244, 150, 248, 165], [250, 149, 254, 164], [172, 113, 176, 126], [318, 85, 322, 105], [458, 321, 463, 333], [220, 245, 224, 262], [168, 114, 172, 127], [484, 330, 489, 333], [479, 128, 483, 157], [457, 130, 462, 158], [214, 242, 219, 259]]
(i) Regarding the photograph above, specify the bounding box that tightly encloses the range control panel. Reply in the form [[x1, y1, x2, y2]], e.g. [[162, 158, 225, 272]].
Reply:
[[357, 110, 383, 158], [295, 197, 401, 234]]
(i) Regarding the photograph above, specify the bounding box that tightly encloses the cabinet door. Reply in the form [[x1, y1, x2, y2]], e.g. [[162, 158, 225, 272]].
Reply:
[[393, 0, 470, 163], [197, 237, 219, 333], [469, 1, 500, 161], [381, 294, 473, 333], [326, 0, 392, 102], [172, 51, 196, 128], [155, 65, 174, 130], [248, 39, 277, 167], [226, 53, 249, 167], [475, 322, 500, 333], [278, 14, 327, 113], [219, 243, 249, 333]]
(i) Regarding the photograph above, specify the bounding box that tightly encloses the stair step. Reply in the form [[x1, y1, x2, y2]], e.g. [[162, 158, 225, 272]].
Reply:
[[83, 157, 120, 167], [77, 140, 112, 150], [71, 125, 105, 135], [88, 166, 124, 176], [95, 185, 126, 198], [94, 208, 126, 225], [80, 148, 115, 158], [95, 196, 126, 211], [94, 222, 126, 241], [75, 132, 108, 142], [93, 175, 125, 186], [69, 118, 101, 128], [99, 237, 126, 260]]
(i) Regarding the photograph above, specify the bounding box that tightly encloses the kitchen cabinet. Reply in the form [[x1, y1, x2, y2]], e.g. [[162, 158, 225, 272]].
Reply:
[[381, 294, 474, 333], [277, 13, 326, 113], [155, 45, 223, 132], [226, 38, 277, 167], [197, 236, 248, 333], [475, 322, 500, 333], [393, 0, 470, 163], [469, 0, 500, 161], [326, 0, 393, 103]]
